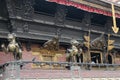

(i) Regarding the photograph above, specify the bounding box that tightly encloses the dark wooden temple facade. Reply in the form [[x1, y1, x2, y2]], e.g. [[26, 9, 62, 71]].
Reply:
[[0, 0, 120, 65]]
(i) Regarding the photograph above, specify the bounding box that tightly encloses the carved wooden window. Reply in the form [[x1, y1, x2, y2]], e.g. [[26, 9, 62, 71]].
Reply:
[[33, 0, 57, 16], [91, 13, 107, 26], [66, 6, 84, 22]]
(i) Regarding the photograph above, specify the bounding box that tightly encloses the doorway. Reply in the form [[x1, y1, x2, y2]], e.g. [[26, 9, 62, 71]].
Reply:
[[107, 54, 112, 64], [76, 54, 83, 63], [91, 52, 101, 63]]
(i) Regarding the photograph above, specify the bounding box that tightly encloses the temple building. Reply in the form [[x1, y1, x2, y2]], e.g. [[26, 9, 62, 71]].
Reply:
[[0, 0, 120, 80]]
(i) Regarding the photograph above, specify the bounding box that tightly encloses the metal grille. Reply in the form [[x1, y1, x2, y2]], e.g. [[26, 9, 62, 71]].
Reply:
[[1, 61, 120, 80]]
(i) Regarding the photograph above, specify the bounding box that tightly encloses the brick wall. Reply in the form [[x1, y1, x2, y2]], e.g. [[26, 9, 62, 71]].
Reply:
[[0, 44, 66, 65], [0, 52, 14, 64]]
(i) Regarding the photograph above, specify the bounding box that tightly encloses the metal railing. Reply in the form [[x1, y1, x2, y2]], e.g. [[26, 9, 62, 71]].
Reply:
[[0, 60, 120, 80]]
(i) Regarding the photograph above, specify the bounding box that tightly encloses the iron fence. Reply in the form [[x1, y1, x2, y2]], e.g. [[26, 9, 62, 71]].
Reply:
[[0, 61, 120, 80]]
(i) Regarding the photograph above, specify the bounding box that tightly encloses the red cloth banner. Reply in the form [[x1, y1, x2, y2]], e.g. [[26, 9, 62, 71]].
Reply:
[[48, 0, 120, 18]]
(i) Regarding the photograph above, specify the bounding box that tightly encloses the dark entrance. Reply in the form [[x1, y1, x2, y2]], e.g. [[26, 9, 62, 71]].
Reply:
[[91, 52, 101, 63], [107, 54, 112, 64], [76, 54, 83, 63]]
